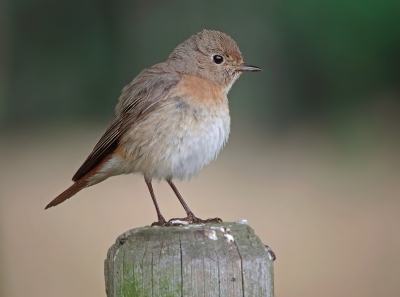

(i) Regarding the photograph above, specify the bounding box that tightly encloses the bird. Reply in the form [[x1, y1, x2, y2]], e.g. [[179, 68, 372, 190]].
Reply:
[[45, 29, 262, 226]]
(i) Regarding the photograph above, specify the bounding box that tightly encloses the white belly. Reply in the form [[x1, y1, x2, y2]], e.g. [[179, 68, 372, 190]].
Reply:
[[167, 107, 230, 180], [118, 99, 230, 181]]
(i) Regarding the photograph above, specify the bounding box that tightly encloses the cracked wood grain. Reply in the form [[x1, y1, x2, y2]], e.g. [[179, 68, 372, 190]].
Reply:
[[105, 222, 274, 297]]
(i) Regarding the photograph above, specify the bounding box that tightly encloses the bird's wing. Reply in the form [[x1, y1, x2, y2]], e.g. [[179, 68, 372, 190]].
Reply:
[[72, 65, 180, 182], [71, 118, 121, 181]]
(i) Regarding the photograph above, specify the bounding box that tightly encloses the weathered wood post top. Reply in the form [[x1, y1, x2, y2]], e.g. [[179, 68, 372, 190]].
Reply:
[[105, 221, 274, 297]]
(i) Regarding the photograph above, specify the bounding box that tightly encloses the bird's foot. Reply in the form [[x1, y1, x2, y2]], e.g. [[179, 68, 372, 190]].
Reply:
[[151, 216, 168, 227], [167, 212, 222, 226]]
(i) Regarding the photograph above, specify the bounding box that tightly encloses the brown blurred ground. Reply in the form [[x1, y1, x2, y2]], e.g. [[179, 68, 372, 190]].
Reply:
[[1, 119, 399, 297]]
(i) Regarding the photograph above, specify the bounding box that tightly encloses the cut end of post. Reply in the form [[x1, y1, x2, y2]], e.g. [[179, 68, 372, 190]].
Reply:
[[105, 221, 274, 297]]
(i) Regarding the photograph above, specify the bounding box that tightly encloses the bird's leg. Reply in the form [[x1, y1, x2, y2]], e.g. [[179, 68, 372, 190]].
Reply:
[[145, 179, 167, 226], [166, 180, 222, 225]]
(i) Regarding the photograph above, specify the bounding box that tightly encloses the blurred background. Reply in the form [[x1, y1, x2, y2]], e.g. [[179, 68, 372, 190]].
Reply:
[[1, 1, 399, 296]]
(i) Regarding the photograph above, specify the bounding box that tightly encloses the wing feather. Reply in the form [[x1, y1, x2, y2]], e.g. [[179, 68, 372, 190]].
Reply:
[[72, 64, 180, 181]]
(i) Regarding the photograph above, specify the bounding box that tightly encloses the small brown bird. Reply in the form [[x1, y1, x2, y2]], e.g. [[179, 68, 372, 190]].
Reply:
[[45, 30, 261, 226]]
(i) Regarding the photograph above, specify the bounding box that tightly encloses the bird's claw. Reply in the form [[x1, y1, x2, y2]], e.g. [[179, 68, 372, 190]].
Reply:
[[167, 213, 222, 226], [151, 216, 168, 227]]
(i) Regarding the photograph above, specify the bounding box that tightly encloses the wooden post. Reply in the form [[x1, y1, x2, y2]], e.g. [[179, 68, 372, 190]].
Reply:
[[104, 221, 274, 297]]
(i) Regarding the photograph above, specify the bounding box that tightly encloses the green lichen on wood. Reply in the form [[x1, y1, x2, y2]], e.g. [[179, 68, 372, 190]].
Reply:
[[119, 278, 143, 297], [119, 273, 182, 297]]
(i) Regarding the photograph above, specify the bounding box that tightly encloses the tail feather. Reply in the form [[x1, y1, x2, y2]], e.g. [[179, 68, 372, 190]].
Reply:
[[45, 154, 114, 209], [45, 180, 88, 209]]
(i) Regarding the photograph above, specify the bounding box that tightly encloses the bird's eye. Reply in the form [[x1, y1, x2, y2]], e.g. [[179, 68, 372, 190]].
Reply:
[[213, 55, 224, 64]]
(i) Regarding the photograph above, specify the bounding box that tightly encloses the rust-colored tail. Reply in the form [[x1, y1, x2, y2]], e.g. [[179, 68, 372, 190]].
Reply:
[[45, 154, 113, 209], [45, 179, 88, 209]]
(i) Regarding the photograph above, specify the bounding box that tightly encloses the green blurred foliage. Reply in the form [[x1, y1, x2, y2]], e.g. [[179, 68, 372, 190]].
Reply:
[[3, 0, 400, 132]]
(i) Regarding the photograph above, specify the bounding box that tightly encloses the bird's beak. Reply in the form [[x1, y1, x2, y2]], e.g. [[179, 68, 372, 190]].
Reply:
[[236, 63, 262, 72]]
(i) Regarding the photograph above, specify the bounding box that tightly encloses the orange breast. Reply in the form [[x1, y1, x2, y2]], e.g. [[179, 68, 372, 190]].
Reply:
[[172, 74, 227, 106]]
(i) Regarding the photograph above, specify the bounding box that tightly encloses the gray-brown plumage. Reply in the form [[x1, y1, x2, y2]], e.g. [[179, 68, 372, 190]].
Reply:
[[45, 30, 261, 226]]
